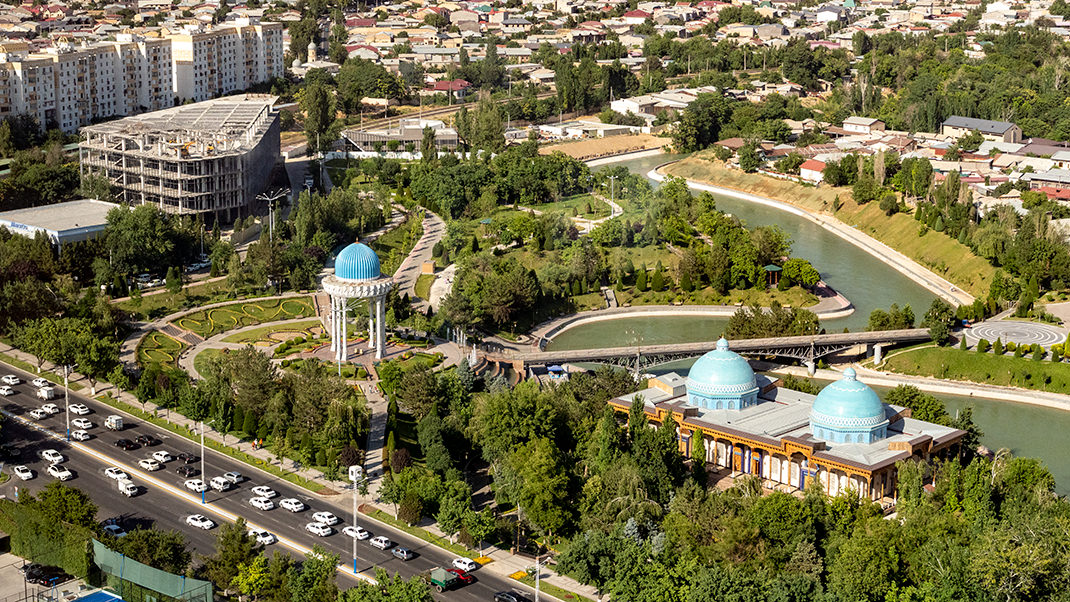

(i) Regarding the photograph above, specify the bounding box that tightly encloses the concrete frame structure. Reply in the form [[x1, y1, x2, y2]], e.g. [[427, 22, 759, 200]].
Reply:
[[323, 275, 393, 361], [79, 94, 280, 220]]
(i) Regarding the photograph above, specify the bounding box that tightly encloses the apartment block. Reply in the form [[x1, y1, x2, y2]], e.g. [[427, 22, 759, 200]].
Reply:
[[168, 19, 284, 102], [79, 94, 281, 220]]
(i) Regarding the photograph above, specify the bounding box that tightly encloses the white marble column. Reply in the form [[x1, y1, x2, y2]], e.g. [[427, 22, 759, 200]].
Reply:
[[376, 296, 386, 359], [340, 299, 348, 362], [368, 299, 376, 350], [329, 296, 337, 352]]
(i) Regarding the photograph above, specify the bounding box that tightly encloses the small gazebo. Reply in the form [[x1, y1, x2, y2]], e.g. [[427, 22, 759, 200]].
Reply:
[[321, 241, 394, 361]]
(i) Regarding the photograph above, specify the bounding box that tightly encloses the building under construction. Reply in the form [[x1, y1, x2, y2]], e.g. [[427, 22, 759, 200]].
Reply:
[[79, 94, 280, 221]]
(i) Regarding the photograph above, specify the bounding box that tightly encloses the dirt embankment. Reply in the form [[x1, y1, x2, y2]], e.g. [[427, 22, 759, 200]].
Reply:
[[540, 134, 670, 161]]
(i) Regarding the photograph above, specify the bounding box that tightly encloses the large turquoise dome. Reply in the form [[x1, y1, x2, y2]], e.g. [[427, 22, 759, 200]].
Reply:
[[685, 338, 760, 410], [810, 368, 888, 444], [335, 242, 381, 281]]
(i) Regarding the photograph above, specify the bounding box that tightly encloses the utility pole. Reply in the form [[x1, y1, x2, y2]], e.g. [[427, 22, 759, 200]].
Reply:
[[63, 365, 70, 442]]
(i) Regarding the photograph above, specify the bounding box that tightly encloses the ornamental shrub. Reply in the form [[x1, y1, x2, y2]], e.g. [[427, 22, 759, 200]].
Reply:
[[993, 337, 1003, 355], [977, 338, 990, 353]]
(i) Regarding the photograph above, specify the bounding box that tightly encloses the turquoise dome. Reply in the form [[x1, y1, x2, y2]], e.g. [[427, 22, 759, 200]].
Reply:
[[685, 338, 760, 410], [335, 242, 381, 281], [810, 368, 888, 444]]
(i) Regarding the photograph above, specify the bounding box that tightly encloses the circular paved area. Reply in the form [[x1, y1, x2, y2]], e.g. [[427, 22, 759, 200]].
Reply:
[[965, 320, 1066, 348]]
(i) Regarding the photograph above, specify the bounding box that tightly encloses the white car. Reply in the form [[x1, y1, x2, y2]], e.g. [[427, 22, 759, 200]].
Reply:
[[103, 524, 127, 538], [184, 479, 207, 493], [313, 511, 340, 526], [248, 528, 276, 545], [12, 466, 33, 480], [223, 471, 244, 484], [305, 522, 332, 537], [251, 485, 277, 498], [71, 418, 92, 430], [70, 430, 91, 441], [1, 374, 19, 385], [47, 464, 72, 480], [342, 526, 370, 540], [452, 558, 479, 572], [29, 409, 48, 420], [151, 451, 172, 463], [249, 496, 274, 511], [279, 498, 305, 512], [138, 458, 161, 471], [104, 467, 128, 480], [0, 386, 14, 396], [31, 378, 49, 388], [38, 449, 64, 464], [369, 536, 392, 550], [41, 404, 59, 415], [69, 404, 90, 415], [186, 515, 214, 530]]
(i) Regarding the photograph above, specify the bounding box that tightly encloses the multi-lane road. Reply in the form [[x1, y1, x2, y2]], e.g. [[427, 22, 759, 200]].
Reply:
[[0, 363, 533, 601]]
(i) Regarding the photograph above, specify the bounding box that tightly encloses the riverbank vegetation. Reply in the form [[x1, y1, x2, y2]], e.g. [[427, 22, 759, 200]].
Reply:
[[883, 345, 1070, 395]]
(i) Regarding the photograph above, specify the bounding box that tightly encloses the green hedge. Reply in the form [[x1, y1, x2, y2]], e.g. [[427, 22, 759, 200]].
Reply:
[[0, 499, 97, 581]]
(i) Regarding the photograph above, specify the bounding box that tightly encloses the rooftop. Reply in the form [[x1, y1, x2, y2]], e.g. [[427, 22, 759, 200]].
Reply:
[[0, 199, 119, 233]]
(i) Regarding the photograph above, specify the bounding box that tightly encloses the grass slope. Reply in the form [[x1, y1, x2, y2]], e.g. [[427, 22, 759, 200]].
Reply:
[[884, 346, 1070, 394]]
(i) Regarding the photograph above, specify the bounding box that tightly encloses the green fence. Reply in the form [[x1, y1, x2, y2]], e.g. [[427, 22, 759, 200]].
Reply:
[[91, 540, 212, 602]]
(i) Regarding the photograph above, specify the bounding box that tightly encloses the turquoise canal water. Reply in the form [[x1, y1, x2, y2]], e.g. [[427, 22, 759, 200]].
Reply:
[[554, 153, 1070, 494], [547, 153, 935, 351]]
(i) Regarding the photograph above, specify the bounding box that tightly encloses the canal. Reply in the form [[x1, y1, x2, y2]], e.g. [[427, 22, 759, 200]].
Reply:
[[548, 153, 936, 350], [553, 153, 1070, 493]]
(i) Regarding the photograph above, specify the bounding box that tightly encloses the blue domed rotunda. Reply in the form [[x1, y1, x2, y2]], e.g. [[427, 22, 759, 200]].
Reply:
[[322, 241, 394, 360], [686, 338, 760, 410], [809, 368, 889, 444]]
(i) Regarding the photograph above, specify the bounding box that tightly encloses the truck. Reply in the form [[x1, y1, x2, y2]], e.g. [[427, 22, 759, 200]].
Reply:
[[117, 478, 138, 497], [425, 568, 460, 593], [36, 386, 55, 400], [105, 415, 123, 431]]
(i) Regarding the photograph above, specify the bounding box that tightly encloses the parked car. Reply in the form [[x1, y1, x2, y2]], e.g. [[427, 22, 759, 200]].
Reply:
[[279, 498, 305, 512], [250, 497, 274, 511], [312, 511, 340, 526], [342, 526, 370, 540], [177, 451, 198, 463], [223, 471, 244, 484], [151, 451, 172, 463], [114, 439, 137, 451], [176, 465, 198, 477], [305, 522, 332, 537], [210, 476, 232, 491], [68, 404, 90, 415], [248, 528, 276, 545], [71, 418, 92, 430], [29, 409, 49, 420], [136, 434, 159, 447], [186, 515, 214, 530], [38, 449, 63, 464], [12, 465, 33, 480], [103, 524, 127, 538], [392, 547, 415, 561], [251, 485, 277, 498], [138, 458, 161, 471], [184, 479, 207, 493], [493, 592, 532, 602], [369, 536, 392, 550], [70, 430, 91, 441], [104, 467, 128, 480], [452, 558, 479, 572], [446, 568, 475, 584], [40, 403, 60, 414], [47, 464, 72, 481]]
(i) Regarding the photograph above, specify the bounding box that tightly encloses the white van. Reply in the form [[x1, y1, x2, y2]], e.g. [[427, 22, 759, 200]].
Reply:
[[117, 478, 138, 497], [105, 415, 123, 430], [36, 387, 55, 400]]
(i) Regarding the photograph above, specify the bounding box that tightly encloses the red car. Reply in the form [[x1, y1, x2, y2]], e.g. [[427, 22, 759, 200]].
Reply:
[[446, 568, 475, 585]]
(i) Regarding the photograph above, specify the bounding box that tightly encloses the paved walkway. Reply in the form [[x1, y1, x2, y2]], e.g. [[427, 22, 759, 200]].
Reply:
[[393, 209, 445, 309], [427, 263, 457, 311]]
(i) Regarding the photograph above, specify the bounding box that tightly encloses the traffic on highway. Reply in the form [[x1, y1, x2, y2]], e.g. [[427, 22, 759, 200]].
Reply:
[[0, 364, 535, 602]]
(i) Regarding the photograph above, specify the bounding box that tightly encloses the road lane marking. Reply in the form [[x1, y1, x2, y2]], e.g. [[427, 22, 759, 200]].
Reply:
[[2, 409, 376, 584]]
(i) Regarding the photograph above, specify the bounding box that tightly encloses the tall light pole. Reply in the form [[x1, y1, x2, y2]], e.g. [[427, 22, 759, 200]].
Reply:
[[199, 419, 214, 504], [63, 365, 71, 442], [256, 189, 287, 241], [534, 554, 545, 602], [349, 465, 367, 575]]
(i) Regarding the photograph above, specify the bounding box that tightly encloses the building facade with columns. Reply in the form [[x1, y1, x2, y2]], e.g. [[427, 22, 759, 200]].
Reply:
[[608, 339, 965, 504], [321, 241, 393, 361]]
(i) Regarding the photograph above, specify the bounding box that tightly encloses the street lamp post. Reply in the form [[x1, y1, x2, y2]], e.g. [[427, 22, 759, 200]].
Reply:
[[63, 365, 71, 441], [534, 554, 545, 602], [199, 419, 215, 504], [256, 189, 287, 241], [349, 465, 366, 575]]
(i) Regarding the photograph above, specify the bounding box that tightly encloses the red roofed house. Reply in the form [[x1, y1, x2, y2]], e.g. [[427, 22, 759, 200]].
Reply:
[[800, 159, 826, 184], [622, 9, 652, 24], [430, 79, 472, 100]]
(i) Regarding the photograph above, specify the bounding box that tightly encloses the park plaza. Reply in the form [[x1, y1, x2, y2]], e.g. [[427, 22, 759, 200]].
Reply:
[[608, 339, 966, 505]]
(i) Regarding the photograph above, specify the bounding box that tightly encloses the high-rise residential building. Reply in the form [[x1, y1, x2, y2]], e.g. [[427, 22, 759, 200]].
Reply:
[[0, 35, 172, 133], [167, 19, 285, 103], [79, 94, 281, 220]]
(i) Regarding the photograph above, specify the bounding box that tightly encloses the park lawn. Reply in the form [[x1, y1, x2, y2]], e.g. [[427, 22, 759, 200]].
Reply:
[[883, 346, 1070, 394], [372, 215, 423, 276], [222, 319, 324, 344], [193, 348, 225, 376], [136, 331, 186, 366], [172, 297, 315, 339], [282, 357, 366, 379], [665, 155, 995, 298], [414, 273, 434, 300], [116, 278, 234, 320], [534, 194, 611, 219]]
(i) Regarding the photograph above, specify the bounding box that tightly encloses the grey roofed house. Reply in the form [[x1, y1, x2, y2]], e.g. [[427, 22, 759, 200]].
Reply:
[[940, 115, 1017, 135]]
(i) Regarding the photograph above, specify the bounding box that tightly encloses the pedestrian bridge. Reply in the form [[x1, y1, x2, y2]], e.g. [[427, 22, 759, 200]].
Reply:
[[485, 328, 931, 372]]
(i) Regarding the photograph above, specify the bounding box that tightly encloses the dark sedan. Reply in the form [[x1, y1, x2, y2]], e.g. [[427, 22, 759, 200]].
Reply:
[[176, 465, 199, 477], [177, 451, 199, 464], [113, 439, 137, 451], [135, 434, 159, 447]]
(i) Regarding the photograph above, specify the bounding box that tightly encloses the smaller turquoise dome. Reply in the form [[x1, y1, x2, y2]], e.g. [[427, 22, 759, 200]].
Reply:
[[685, 338, 760, 410], [810, 368, 888, 444], [335, 242, 381, 281]]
